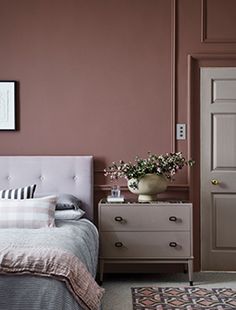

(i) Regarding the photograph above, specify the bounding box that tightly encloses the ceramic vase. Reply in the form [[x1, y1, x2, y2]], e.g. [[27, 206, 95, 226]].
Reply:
[[127, 173, 168, 202]]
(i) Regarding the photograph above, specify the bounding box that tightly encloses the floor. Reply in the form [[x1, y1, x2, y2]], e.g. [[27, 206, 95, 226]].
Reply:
[[101, 272, 236, 310]]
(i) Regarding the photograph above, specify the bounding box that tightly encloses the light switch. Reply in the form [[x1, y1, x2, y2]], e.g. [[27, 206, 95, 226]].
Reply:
[[176, 123, 186, 140]]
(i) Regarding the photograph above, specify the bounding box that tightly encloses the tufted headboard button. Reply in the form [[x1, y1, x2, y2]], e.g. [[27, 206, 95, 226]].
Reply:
[[73, 176, 78, 181], [39, 176, 44, 181]]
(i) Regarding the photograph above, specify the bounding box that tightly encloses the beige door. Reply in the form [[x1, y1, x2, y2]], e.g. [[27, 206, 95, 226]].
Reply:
[[201, 67, 236, 270]]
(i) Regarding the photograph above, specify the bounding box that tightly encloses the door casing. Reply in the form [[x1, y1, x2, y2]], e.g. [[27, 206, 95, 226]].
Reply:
[[187, 54, 236, 270]]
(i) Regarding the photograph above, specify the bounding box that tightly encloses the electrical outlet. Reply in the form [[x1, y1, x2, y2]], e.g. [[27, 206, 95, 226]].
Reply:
[[176, 123, 186, 140]]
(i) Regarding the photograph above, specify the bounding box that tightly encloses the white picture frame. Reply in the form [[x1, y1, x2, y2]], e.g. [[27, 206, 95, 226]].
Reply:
[[0, 81, 16, 130]]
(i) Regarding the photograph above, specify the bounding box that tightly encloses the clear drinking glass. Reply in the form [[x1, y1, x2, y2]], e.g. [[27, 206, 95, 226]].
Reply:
[[111, 185, 121, 197]]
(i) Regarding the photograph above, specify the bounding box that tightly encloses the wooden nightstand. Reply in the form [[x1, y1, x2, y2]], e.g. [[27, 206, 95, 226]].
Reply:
[[98, 199, 194, 285]]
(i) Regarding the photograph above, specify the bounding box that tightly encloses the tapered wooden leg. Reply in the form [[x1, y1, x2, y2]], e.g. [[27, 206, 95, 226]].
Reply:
[[99, 259, 104, 284], [184, 263, 188, 274], [188, 259, 193, 286]]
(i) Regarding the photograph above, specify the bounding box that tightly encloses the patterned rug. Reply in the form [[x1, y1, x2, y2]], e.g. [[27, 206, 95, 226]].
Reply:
[[131, 287, 236, 309]]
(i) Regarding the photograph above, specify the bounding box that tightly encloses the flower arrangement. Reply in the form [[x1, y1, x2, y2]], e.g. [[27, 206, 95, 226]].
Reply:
[[104, 152, 194, 189]]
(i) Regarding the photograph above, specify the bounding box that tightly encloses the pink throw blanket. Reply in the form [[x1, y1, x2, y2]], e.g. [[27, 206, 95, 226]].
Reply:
[[0, 245, 104, 310]]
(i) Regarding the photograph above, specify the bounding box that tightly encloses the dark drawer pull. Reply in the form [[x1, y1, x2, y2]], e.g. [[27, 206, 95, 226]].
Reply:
[[115, 242, 123, 248], [169, 216, 177, 222], [169, 242, 177, 248], [114, 216, 123, 222]]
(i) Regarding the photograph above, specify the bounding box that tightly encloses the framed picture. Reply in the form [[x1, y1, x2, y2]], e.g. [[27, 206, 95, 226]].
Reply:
[[0, 81, 16, 130]]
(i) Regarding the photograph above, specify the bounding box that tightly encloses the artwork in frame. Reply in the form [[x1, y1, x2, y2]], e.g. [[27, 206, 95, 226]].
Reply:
[[0, 81, 16, 130]]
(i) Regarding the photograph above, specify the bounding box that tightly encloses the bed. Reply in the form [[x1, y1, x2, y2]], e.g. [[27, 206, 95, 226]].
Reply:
[[0, 156, 103, 310]]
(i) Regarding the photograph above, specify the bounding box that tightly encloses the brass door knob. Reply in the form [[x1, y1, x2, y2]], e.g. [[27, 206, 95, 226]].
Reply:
[[211, 179, 220, 185]]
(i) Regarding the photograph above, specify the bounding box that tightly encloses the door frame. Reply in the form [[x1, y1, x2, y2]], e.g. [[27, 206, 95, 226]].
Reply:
[[187, 54, 236, 270]]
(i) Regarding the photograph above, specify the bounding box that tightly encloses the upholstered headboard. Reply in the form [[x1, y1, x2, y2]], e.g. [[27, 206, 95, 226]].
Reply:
[[0, 156, 94, 221]]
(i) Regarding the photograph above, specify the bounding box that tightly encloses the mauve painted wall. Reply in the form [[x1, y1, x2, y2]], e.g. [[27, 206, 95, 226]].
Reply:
[[2, 0, 236, 269], [0, 0, 171, 162]]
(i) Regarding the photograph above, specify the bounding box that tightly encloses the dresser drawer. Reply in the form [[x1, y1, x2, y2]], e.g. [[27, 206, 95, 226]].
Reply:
[[100, 231, 191, 258], [99, 205, 191, 231]]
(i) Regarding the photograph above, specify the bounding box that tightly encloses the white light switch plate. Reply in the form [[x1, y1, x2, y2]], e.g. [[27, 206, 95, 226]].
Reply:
[[176, 124, 186, 140]]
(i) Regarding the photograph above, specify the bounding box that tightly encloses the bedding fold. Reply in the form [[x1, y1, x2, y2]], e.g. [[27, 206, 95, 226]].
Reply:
[[0, 219, 102, 310], [0, 245, 104, 310]]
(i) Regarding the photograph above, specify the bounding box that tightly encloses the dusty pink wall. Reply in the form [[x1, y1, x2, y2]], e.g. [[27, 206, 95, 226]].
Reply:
[[0, 0, 171, 160], [1, 0, 236, 191], [1, 0, 236, 269]]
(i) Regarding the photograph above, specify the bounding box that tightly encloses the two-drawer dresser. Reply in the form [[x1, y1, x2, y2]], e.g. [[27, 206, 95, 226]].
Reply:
[[98, 199, 193, 285]]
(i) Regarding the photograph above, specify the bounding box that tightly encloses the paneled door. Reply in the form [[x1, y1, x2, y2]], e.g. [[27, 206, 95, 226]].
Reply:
[[201, 68, 236, 270]]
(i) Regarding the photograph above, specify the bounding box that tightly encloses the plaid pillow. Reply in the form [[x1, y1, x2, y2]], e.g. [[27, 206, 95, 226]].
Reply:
[[0, 196, 57, 228], [0, 184, 36, 199]]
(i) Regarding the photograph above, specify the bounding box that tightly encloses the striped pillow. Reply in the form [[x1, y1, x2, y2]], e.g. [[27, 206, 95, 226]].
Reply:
[[0, 184, 36, 199], [0, 196, 57, 228]]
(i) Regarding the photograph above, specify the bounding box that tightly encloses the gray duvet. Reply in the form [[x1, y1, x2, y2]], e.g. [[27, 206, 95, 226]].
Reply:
[[0, 219, 100, 310]]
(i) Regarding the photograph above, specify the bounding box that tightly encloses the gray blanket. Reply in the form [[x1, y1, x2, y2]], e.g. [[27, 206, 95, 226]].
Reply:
[[0, 219, 101, 310]]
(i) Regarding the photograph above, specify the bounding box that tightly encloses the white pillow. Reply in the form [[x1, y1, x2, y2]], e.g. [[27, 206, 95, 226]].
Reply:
[[0, 196, 57, 229], [55, 209, 85, 220]]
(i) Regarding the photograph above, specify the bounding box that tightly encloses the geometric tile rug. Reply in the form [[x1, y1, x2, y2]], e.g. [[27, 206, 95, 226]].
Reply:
[[131, 287, 236, 309]]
